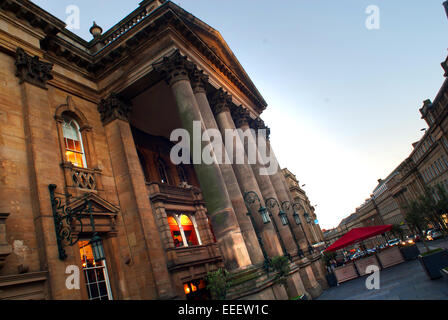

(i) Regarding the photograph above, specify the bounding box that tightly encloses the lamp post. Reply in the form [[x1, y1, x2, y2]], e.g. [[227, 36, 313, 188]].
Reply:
[[280, 201, 304, 258], [292, 202, 315, 255], [243, 191, 271, 270], [264, 197, 291, 260]]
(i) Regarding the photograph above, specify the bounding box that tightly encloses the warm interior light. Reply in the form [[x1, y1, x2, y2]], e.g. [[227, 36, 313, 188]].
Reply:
[[184, 284, 191, 295], [191, 283, 197, 292]]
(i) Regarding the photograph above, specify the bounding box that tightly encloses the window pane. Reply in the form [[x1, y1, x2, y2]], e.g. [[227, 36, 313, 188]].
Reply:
[[98, 281, 108, 296], [74, 140, 81, 152], [67, 139, 75, 151], [88, 283, 99, 298], [86, 269, 96, 283]]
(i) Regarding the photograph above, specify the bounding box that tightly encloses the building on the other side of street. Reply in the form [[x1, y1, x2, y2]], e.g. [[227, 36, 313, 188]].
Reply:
[[282, 168, 328, 291], [282, 168, 324, 246]]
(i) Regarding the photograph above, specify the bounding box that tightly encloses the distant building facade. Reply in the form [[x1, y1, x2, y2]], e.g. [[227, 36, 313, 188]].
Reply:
[[282, 168, 325, 247], [329, 29, 448, 244]]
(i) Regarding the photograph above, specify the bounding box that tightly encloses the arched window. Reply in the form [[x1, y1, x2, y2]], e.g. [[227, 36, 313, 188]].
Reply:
[[62, 116, 87, 168], [180, 215, 199, 246], [167, 214, 201, 248], [137, 150, 150, 182], [157, 158, 170, 184], [167, 216, 184, 247], [177, 165, 189, 185]]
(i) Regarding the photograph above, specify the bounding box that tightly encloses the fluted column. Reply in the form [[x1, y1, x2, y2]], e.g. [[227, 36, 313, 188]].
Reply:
[[208, 88, 283, 259], [251, 118, 309, 255], [230, 108, 298, 258], [233, 108, 310, 298], [189, 69, 265, 264], [153, 50, 251, 270], [252, 119, 324, 297]]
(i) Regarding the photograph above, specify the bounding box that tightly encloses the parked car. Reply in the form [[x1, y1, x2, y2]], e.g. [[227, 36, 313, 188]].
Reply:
[[387, 239, 400, 247], [407, 234, 420, 242], [427, 229, 444, 241]]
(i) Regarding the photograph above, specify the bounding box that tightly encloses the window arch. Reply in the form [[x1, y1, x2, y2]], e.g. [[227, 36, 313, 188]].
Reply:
[[157, 158, 171, 184], [137, 150, 150, 182], [62, 115, 87, 168], [177, 165, 189, 185], [167, 216, 184, 248], [167, 214, 201, 248], [180, 215, 199, 246]]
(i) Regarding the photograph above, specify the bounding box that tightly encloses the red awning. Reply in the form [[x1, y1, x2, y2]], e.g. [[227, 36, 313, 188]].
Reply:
[[324, 225, 392, 252]]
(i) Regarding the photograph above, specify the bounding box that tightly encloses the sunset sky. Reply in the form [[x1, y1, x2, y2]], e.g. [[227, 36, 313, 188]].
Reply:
[[33, 0, 448, 229]]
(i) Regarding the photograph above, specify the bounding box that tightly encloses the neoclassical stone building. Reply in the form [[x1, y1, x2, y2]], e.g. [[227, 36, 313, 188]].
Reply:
[[0, 0, 326, 300]]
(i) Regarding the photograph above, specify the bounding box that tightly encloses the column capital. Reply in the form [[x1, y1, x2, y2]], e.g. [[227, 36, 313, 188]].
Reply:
[[189, 67, 209, 94], [97, 93, 132, 126], [153, 49, 195, 86], [15, 47, 53, 89], [210, 88, 232, 116], [231, 105, 252, 128], [250, 117, 271, 140]]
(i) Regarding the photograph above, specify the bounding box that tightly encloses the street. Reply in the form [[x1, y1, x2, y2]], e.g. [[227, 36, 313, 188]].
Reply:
[[317, 239, 448, 300]]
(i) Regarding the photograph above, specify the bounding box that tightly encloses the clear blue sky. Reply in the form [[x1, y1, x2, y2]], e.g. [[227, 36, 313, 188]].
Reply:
[[33, 0, 448, 229]]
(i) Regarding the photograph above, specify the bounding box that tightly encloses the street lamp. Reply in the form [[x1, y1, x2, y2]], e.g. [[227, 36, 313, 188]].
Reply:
[[280, 201, 304, 258], [292, 202, 315, 254], [303, 212, 312, 224], [265, 197, 291, 260], [243, 191, 271, 270], [244, 191, 270, 224]]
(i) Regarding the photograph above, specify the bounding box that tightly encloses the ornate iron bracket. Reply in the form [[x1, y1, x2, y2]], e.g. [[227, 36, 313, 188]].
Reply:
[[49, 184, 91, 260]]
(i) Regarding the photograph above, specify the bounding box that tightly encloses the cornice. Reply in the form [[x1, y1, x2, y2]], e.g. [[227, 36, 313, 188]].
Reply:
[[35, 4, 266, 111], [0, 0, 65, 36]]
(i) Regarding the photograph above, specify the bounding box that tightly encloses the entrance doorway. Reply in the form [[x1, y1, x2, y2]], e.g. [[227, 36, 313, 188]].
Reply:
[[79, 240, 113, 300]]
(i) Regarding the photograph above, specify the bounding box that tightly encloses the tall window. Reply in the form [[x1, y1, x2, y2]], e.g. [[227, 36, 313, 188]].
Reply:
[[180, 215, 199, 246], [178, 165, 189, 185], [78, 240, 113, 300], [168, 216, 184, 247], [137, 150, 150, 182], [62, 116, 87, 168], [157, 158, 170, 184], [167, 214, 201, 247]]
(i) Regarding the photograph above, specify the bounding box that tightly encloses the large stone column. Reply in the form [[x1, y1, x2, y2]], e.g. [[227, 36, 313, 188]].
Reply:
[[207, 88, 284, 259], [232, 109, 299, 258], [98, 94, 174, 299], [153, 50, 251, 271], [189, 69, 265, 265], [253, 119, 324, 297], [251, 118, 309, 255]]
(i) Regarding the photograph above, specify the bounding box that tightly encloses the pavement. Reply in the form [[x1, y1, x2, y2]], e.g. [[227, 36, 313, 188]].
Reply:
[[317, 239, 448, 300]]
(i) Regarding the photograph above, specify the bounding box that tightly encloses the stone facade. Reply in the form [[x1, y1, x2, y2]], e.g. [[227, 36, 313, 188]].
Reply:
[[0, 0, 326, 299]]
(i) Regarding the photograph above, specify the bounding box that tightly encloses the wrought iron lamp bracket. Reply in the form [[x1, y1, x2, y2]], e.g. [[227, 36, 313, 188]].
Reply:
[[49, 184, 92, 260]]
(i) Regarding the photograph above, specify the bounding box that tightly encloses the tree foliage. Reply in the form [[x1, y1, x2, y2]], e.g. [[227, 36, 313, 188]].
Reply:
[[206, 268, 230, 300]]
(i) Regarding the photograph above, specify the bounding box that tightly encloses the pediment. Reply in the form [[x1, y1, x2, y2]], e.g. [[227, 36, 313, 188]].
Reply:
[[168, 3, 267, 110], [66, 192, 120, 216]]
